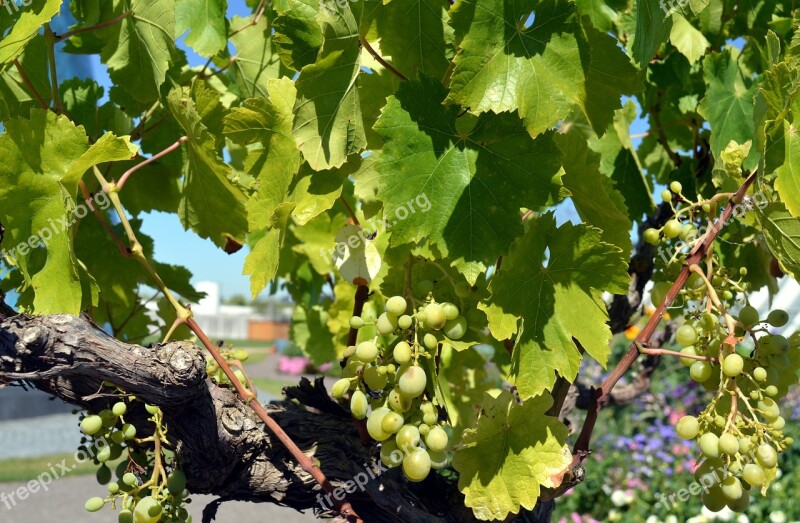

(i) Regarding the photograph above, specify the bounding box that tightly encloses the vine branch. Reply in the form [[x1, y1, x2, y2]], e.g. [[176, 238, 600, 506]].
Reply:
[[359, 35, 408, 81]]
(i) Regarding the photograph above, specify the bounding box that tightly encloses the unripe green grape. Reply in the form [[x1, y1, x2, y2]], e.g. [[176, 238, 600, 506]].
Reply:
[[123, 472, 138, 486], [771, 416, 786, 430], [420, 402, 435, 415], [233, 369, 247, 386], [81, 415, 104, 436], [676, 324, 699, 346], [767, 309, 789, 327], [381, 411, 404, 434], [766, 334, 790, 354], [332, 378, 352, 399], [701, 312, 718, 331], [741, 463, 765, 488], [643, 228, 661, 245], [367, 407, 392, 441], [424, 303, 447, 330], [720, 476, 743, 501], [679, 346, 699, 367], [650, 282, 671, 308], [687, 272, 705, 289], [386, 296, 408, 316], [735, 345, 753, 359], [398, 315, 413, 330], [167, 469, 187, 495], [396, 425, 421, 451], [119, 509, 134, 523], [418, 424, 431, 436], [727, 492, 750, 512], [738, 437, 753, 455], [713, 415, 725, 428], [350, 390, 369, 420], [112, 402, 127, 417], [670, 181, 682, 193], [425, 426, 448, 452], [234, 349, 249, 362], [663, 219, 682, 239], [96, 445, 112, 463], [699, 433, 720, 459], [721, 290, 734, 300], [423, 412, 437, 426], [756, 444, 778, 468], [722, 354, 744, 377], [757, 398, 780, 421], [765, 385, 778, 397], [121, 423, 136, 440], [380, 440, 402, 467], [718, 433, 739, 455], [398, 366, 427, 398], [738, 306, 760, 326], [85, 497, 105, 513], [415, 279, 434, 296], [108, 482, 120, 494], [388, 388, 411, 412], [444, 316, 467, 340], [702, 487, 727, 512], [753, 367, 767, 382], [349, 316, 364, 329], [661, 189, 673, 202], [454, 281, 471, 298], [680, 223, 697, 241], [423, 333, 438, 350], [690, 361, 713, 383], [96, 465, 112, 485], [403, 448, 431, 482], [133, 496, 162, 523], [393, 341, 412, 364], [676, 415, 699, 439], [364, 365, 388, 390], [429, 450, 449, 469], [145, 404, 159, 415], [377, 313, 398, 335], [355, 341, 379, 362], [441, 303, 459, 321]]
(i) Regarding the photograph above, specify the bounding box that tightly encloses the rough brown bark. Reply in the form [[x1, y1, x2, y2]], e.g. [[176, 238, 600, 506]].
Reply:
[[0, 313, 558, 523]]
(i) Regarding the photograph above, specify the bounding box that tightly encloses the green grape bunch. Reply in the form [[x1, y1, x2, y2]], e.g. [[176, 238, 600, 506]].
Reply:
[[331, 293, 467, 482]]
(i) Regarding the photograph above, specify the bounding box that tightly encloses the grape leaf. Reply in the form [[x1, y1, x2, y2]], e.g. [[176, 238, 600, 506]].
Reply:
[[669, 14, 710, 65], [0, 34, 51, 119], [272, 0, 323, 71], [229, 15, 283, 99], [0, 0, 61, 72], [0, 110, 137, 315], [166, 86, 248, 249], [243, 202, 295, 298], [773, 120, 800, 217], [756, 203, 800, 279], [452, 390, 572, 521], [60, 78, 105, 139], [631, 0, 672, 66], [101, 0, 180, 104], [176, 0, 228, 57], [374, 76, 567, 285], [480, 213, 629, 398], [292, 3, 366, 170], [291, 304, 337, 365]]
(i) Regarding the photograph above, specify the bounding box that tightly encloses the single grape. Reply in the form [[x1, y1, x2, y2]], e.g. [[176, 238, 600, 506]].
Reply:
[[355, 341, 379, 362], [670, 181, 683, 193], [722, 354, 744, 377], [96, 465, 112, 485], [755, 444, 778, 468], [702, 487, 727, 512], [679, 346, 698, 367], [680, 223, 697, 241], [687, 272, 705, 289], [118, 509, 134, 523], [398, 315, 413, 330], [419, 424, 431, 437], [85, 497, 105, 513], [377, 313, 398, 335], [367, 407, 392, 441], [395, 424, 421, 451], [643, 228, 661, 245], [96, 445, 112, 463], [425, 303, 447, 330], [414, 279, 434, 296], [690, 361, 713, 383], [393, 341, 412, 364], [753, 367, 767, 382], [767, 309, 789, 327], [380, 440, 402, 468], [742, 463, 765, 487], [765, 385, 778, 397], [720, 476, 743, 501], [663, 219, 682, 239], [719, 433, 739, 455], [738, 437, 753, 455], [108, 482, 120, 494], [699, 433, 720, 459], [133, 496, 162, 523], [122, 472, 138, 487], [676, 415, 699, 440], [423, 412, 437, 426], [112, 402, 127, 417], [403, 448, 432, 482], [350, 390, 369, 420], [661, 189, 673, 202], [701, 312, 718, 331], [398, 366, 427, 398], [349, 316, 364, 329], [381, 412, 404, 434], [757, 398, 780, 421], [429, 450, 449, 469], [364, 365, 388, 390], [386, 296, 408, 316], [425, 426, 448, 452], [738, 305, 760, 326], [651, 282, 671, 308], [145, 404, 159, 415], [676, 324, 699, 346], [81, 415, 104, 436], [388, 388, 411, 412], [121, 423, 137, 440], [454, 281, 471, 298], [771, 416, 786, 430], [167, 469, 187, 495], [423, 333, 438, 350], [727, 492, 750, 512], [444, 316, 467, 340], [234, 349, 249, 362], [331, 378, 351, 399], [441, 303, 459, 321]]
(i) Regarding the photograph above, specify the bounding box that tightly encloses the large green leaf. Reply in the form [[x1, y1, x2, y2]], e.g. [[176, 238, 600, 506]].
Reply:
[[272, 0, 323, 71], [374, 76, 567, 285], [669, 13, 710, 65], [452, 390, 572, 521], [167, 86, 248, 249], [291, 304, 337, 365], [0, 34, 51, 120], [101, 0, 179, 104], [773, 120, 800, 217], [0, 0, 61, 72], [229, 14, 283, 99], [176, 0, 227, 57], [756, 203, 800, 279], [292, 3, 366, 170], [631, 0, 672, 66], [480, 213, 629, 398], [0, 110, 137, 315]]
